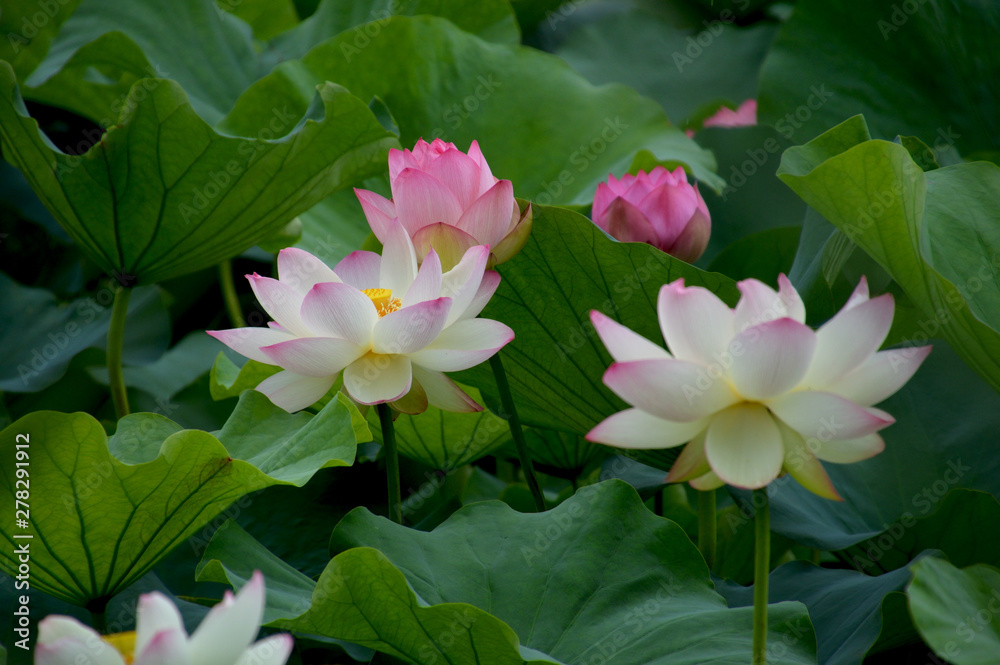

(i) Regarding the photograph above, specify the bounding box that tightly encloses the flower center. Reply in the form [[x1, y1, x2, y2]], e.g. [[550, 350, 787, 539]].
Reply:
[[362, 288, 402, 318], [104, 631, 136, 663]]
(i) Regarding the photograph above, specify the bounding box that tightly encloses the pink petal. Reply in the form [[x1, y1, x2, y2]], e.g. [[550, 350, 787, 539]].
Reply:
[[247, 274, 310, 336], [586, 408, 706, 449], [136, 592, 186, 658], [705, 404, 784, 489], [207, 327, 296, 365], [466, 140, 498, 195], [657, 279, 735, 364], [407, 318, 513, 371], [136, 628, 189, 665], [590, 310, 671, 362], [598, 197, 659, 245], [412, 365, 482, 413], [343, 354, 413, 405], [393, 168, 464, 233], [355, 189, 397, 243], [188, 570, 266, 663], [703, 99, 757, 128], [727, 318, 816, 400], [276, 248, 340, 295], [425, 148, 483, 209], [812, 433, 886, 464], [261, 337, 366, 377], [256, 370, 335, 412], [801, 293, 895, 387], [733, 276, 805, 333], [455, 180, 516, 248], [458, 269, 501, 321], [592, 182, 617, 222], [766, 390, 895, 440], [300, 282, 378, 346], [334, 250, 381, 290], [372, 297, 452, 355], [824, 345, 932, 406], [636, 180, 698, 246], [602, 358, 739, 423], [404, 249, 443, 306], [388, 146, 421, 182], [665, 204, 711, 264]]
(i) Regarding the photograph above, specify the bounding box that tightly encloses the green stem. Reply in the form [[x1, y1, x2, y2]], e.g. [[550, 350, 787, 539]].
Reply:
[[654, 488, 664, 516], [89, 602, 108, 634], [753, 488, 770, 665], [107, 286, 131, 421], [377, 403, 402, 524], [697, 489, 717, 570], [219, 259, 246, 327], [489, 353, 546, 512]]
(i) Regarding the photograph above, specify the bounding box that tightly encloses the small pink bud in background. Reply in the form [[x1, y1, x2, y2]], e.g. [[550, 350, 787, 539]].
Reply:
[[702, 99, 757, 128], [591, 166, 711, 263]]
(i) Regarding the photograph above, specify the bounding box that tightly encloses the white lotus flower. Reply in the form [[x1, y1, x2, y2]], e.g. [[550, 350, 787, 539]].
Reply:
[[209, 220, 512, 413], [34, 571, 292, 665], [586, 275, 931, 499]]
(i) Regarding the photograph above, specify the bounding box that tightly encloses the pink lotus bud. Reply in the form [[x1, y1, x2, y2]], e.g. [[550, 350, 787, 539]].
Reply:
[[591, 166, 711, 263], [702, 99, 757, 128], [355, 139, 531, 271]]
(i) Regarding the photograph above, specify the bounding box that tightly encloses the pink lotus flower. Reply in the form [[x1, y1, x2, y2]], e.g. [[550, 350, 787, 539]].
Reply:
[[702, 99, 757, 128], [35, 571, 291, 665], [592, 166, 711, 263], [209, 221, 511, 413], [586, 275, 931, 500], [355, 138, 532, 270]]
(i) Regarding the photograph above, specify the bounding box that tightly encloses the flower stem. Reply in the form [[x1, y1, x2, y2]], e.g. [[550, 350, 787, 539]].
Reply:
[[107, 286, 131, 421], [377, 403, 402, 524], [697, 489, 717, 570], [489, 353, 546, 512], [219, 259, 246, 327], [753, 488, 770, 665]]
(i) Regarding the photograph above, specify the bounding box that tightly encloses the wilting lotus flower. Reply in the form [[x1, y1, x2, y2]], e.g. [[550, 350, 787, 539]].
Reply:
[[35, 571, 291, 665], [702, 99, 757, 128], [586, 275, 931, 500], [209, 221, 511, 413], [355, 138, 532, 270], [592, 166, 711, 263]]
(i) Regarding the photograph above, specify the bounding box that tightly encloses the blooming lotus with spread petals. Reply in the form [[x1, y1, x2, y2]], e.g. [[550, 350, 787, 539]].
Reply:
[[586, 275, 931, 500], [35, 571, 292, 665], [208, 221, 512, 413], [702, 98, 758, 128], [592, 166, 711, 263], [355, 138, 532, 270]]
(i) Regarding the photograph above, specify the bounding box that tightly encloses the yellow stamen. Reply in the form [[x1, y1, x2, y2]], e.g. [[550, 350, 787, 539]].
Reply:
[[104, 631, 136, 664], [362, 288, 402, 318]]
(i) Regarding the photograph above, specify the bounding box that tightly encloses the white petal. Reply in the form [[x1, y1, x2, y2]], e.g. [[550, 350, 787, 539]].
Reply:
[[727, 318, 816, 400], [689, 470, 725, 491], [733, 276, 805, 332], [261, 337, 365, 377], [234, 634, 295, 665], [824, 346, 931, 406], [403, 249, 443, 306], [136, 628, 190, 665], [704, 404, 784, 489], [440, 245, 489, 326], [590, 310, 671, 362], [299, 282, 378, 347], [586, 408, 706, 449], [411, 365, 482, 413], [766, 390, 895, 441], [334, 250, 381, 289], [800, 293, 895, 387], [276, 248, 340, 294], [35, 617, 126, 665], [812, 433, 885, 464], [136, 592, 186, 658], [458, 268, 501, 321], [372, 298, 451, 355], [777, 419, 841, 501], [207, 328, 295, 365], [188, 571, 266, 665], [343, 354, 413, 404], [247, 275, 310, 336], [255, 371, 335, 412], [405, 319, 513, 371], [657, 279, 734, 364], [379, 219, 420, 296], [602, 358, 739, 422]]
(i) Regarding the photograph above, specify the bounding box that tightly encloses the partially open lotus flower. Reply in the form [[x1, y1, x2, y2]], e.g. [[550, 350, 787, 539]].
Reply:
[[702, 98, 758, 128], [35, 571, 291, 665], [586, 275, 931, 500], [209, 220, 511, 414], [592, 166, 711, 263], [355, 138, 532, 271]]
